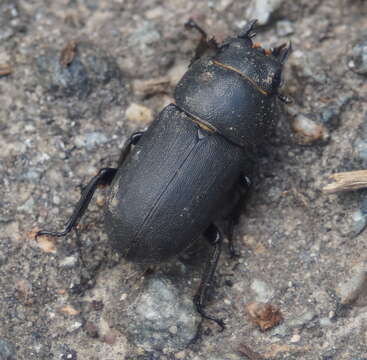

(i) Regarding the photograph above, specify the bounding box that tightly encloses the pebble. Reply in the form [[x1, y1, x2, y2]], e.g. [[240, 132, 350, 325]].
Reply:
[[59, 255, 78, 268], [251, 279, 275, 302], [123, 275, 200, 351], [318, 94, 353, 129], [349, 37, 367, 75], [336, 262, 367, 306], [125, 103, 153, 127], [36, 42, 122, 98], [246, 0, 284, 26], [0, 338, 16, 360], [286, 310, 317, 329], [74, 132, 108, 150], [292, 114, 328, 144], [350, 207, 367, 237], [276, 20, 294, 37], [290, 334, 301, 343]]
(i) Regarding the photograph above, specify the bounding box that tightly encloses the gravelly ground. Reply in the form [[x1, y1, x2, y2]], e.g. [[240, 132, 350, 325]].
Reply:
[[1, 1, 367, 359]]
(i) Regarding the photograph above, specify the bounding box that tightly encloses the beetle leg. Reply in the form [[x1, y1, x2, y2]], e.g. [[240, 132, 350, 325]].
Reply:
[[225, 199, 242, 258], [36, 131, 144, 240], [117, 131, 144, 167], [194, 224, 225, 330], [184, 18, 218, 63], [238, 19, 258, 39], [36, 167, 117, 239]]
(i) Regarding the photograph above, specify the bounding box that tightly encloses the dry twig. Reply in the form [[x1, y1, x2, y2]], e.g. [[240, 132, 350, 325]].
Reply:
[[323, 170, 367, 194]]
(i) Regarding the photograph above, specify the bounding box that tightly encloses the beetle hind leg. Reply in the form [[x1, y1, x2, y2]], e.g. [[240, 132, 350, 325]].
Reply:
[[194, 223, 225, 330]]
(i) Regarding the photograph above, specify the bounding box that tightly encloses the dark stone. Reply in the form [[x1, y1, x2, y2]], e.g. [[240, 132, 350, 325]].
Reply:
[[36, 42, 123, 99]]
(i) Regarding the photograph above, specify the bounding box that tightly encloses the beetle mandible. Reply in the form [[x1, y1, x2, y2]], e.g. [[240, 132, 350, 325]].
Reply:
[[36, 19, 291, 330]]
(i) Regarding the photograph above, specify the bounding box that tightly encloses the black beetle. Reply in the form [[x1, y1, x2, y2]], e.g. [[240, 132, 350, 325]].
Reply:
[[36, 20, 291, 329]]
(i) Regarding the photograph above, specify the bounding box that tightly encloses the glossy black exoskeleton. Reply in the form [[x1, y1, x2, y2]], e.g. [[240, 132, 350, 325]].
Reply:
[[36, 20, 291, 330]]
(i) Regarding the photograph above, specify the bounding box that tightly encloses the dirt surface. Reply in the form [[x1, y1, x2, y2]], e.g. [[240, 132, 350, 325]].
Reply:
[[1, 1, 367, 359]]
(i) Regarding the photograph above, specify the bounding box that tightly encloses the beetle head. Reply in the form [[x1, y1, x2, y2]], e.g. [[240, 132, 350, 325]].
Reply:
[[215, 19, 291, 99]]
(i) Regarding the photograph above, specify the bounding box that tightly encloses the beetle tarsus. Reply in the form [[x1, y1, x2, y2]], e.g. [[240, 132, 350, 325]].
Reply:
[[194, 294, 226, 331]]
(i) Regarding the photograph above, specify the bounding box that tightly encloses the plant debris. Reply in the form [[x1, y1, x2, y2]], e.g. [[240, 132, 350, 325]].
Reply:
[[60, 40, 77, 67], [323, 170, 367, 193], [245, 302, 283, 331]]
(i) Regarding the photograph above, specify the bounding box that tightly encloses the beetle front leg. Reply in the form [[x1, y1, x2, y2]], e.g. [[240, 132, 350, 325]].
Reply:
[[35, 131, 144, 239], [194, 223, 225, 330], [184, 19, 218, 63]]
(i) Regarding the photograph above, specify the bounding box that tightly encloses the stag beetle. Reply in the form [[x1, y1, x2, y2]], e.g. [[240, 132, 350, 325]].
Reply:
[[36, 20, 291, 329]]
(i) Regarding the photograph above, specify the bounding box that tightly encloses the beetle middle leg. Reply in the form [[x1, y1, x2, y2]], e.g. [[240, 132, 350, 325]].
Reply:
[[35, 131, 144, 239], [194, 223, 225, 330]]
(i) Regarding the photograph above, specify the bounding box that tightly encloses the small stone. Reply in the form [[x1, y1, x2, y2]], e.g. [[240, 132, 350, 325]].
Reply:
[[286, 310, 317, 329], [175, 351, 186, 359], [36, 42, 122, 98], [349, 37, 367, 75], [0, 338, 16, 360], [74, 132, 108, 150], [319, 317, 333, 327], [276, 20, 294, 37], [318, 94, 353, 129], [336, 262, 367, 306], [18, 197, 34, 214], [350, 209, 367, 237], [59, 255, 78, 268], [125, 103, 153, 127], [246, 0, 284, 26], [292, 114, 328, 144], [67, 321, 83, 333], [290, 334, 301, 343], [168, 62, 189, 87], [122, 275, 200, 351], [129, 22, 161, 52], [251, 279, 274, 302]]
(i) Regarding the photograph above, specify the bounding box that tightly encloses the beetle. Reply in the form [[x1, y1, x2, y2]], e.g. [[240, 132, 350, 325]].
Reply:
[[36, 19, 291, 330]]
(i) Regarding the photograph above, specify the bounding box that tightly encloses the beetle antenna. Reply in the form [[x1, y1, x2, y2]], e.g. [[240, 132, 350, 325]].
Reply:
[[238, 19, 257, 39]]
